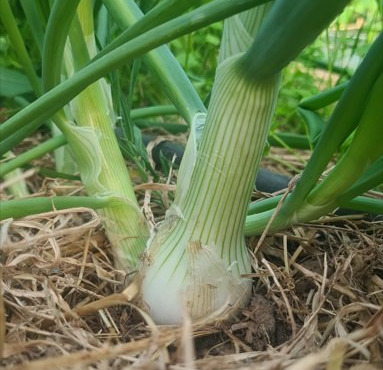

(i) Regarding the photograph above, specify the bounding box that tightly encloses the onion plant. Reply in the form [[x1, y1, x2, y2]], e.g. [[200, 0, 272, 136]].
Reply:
[[141, 3, 279, 324], [1, 0, 382, 324]]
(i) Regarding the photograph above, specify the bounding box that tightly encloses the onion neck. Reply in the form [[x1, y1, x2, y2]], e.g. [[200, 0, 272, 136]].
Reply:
[[141, 57, 279, 324]]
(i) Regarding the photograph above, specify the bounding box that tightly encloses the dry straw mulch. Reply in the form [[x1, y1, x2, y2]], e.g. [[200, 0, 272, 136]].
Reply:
[[1, 170, 382, 369]]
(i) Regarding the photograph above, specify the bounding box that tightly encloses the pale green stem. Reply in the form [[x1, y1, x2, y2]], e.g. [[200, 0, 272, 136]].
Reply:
[[186, 68, 277, 258], [142, 58, 279, 323], [62, 0, 149, 270], [142, 4, 279, 323]]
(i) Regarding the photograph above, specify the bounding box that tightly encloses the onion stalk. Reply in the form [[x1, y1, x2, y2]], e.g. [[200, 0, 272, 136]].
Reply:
[[58, 0, 149, 270], [141, 5, 278, 324]]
